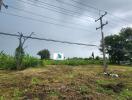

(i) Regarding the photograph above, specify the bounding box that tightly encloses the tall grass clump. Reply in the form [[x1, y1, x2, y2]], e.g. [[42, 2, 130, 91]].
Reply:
[[23, 54, 42, 69], [0, 53, 42, 70], [0, 53, 16, 70]]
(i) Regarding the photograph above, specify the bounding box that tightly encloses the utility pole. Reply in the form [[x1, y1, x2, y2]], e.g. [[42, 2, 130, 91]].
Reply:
[[95, 11, 108, 72], [15, 32, 34, 70], [0, 0, 8, 11]]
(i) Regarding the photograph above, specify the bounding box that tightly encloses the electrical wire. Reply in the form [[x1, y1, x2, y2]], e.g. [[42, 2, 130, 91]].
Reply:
[[0, 32, 98, 47], [15, 0, 95, 22], [9, 5, 96, 30], [26, 0, 95, 20], [70, 0, 131, 24], [1, 11, 95, 32]]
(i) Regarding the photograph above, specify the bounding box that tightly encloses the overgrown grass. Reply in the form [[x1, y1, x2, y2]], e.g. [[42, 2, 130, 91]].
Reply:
[[0, 65, 132, 99], [43, 59, 102, 66], [0, 53, 16, 70], [0, 53, 102, 70], [0, 53, 42, 70]]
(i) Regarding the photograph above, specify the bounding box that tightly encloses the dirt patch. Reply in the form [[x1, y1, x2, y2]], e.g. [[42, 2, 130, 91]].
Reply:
[[101, 82, 125, 93]]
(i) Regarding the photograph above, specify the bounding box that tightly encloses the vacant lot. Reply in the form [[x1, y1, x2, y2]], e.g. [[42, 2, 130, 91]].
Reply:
[[0, 65, 132, 100]]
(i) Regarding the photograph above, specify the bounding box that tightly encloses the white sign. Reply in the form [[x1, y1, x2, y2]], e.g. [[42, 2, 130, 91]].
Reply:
[[53, 53, 64, 60]]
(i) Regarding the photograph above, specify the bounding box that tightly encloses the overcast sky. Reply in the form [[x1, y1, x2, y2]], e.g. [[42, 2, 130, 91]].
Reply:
[[0, 0, 132, 58]]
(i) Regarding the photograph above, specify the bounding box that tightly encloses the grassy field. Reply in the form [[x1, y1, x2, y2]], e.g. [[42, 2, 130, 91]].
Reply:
[[0, 65, 132, 100]]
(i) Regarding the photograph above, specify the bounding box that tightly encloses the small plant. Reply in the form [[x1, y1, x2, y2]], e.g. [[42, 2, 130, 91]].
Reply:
[[13, 88, 23, 100], [31, 77, 40, 85], [78, 85, 90, 95], [96, 80, 111, 85], [48, 90, 60, 97], [0, 96, 4, 100], [117, 89, 132, 100], [97, 86, 114, 95], [0, 53, 16, 70]]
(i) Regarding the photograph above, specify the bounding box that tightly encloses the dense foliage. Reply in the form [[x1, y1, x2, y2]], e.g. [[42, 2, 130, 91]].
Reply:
[[0, 52, 103, 69], [0, 53, 42, 70], [44, 58, 103, 66], [101, 27, 132, 65], [0, 53, 16, 70], [37, 49, 50, 60]]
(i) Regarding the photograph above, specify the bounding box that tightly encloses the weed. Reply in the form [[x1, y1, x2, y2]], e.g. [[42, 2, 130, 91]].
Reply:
[[78, 85, 90, 95], [0, 96, 4, 100], [13, 88, 23, 100], [97, 86, 114, 95], [117, 89, 132, 100], [48, 90, 60, 97], [31, 77, 40, 85], [96, 80, 112, 85]]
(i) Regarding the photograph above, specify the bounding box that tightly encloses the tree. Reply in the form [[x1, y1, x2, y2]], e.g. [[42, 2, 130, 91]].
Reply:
[[101, 27, 132, 64], [0, 0, 8, 11], [37, 49, 50, 60], [95, 56, 100, 60], [105, 35, 125, 64], [119, 27, 132, 63], [92, 52, 94, 59]]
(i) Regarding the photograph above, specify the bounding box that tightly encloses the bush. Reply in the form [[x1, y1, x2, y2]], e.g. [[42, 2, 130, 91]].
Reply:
[[0, 53, 43, 70], [22, 55, 42, 69], [0, 53, 16, 70]]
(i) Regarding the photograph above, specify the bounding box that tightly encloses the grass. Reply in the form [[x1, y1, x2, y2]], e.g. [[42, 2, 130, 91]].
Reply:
[[0, 65, 132, 100], [43, 59, 102, 66]]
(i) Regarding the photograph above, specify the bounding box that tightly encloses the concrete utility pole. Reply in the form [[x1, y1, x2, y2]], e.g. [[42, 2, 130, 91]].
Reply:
[[0, 0, 8, 11], [95, 11, 108, 72], [15, 32, 34, 70]]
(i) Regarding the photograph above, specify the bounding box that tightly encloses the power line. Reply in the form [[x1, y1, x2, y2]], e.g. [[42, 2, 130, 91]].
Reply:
[[41, 0, 129, 26], [15, 0, 94, 22], [70, 0, 131, 24], [54, 0, 127, 26], [26, 0, 95, 20], [71, 0, 101, 12], [24, 0, 125, 26], [55, 0, 98, 15], [1, 11, 95, 32], [8, 5, 94, 30], [0, 32, 98, 47], [15, 0, 128, 27]]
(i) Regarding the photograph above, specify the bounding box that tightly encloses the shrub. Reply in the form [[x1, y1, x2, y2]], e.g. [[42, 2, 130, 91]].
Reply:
[[22, 54, 42, 69], [37, 49, 50, 60], [0, 53, 16, 70], [0, 53, 42, 70]]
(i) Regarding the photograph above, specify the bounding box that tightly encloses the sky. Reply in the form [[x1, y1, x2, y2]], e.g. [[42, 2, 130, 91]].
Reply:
[[0, 0, 132, 58]]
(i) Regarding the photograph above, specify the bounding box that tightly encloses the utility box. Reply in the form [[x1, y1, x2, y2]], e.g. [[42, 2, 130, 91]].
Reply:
[[53, 53, 64, 60]]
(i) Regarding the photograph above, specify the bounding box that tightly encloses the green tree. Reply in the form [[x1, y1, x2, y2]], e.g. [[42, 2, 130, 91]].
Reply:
[[101, 27, 132, 64], [92, 52, 94, 59], [105, 35, 125, 64], [119, 27, 132, 63], [37, 49, 50, 60]]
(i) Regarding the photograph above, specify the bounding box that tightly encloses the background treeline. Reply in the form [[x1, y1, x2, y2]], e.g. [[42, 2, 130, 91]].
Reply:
[[0, 27, 131, 70], [44, 57, 103, 66], [0, 51, 102, 70]]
